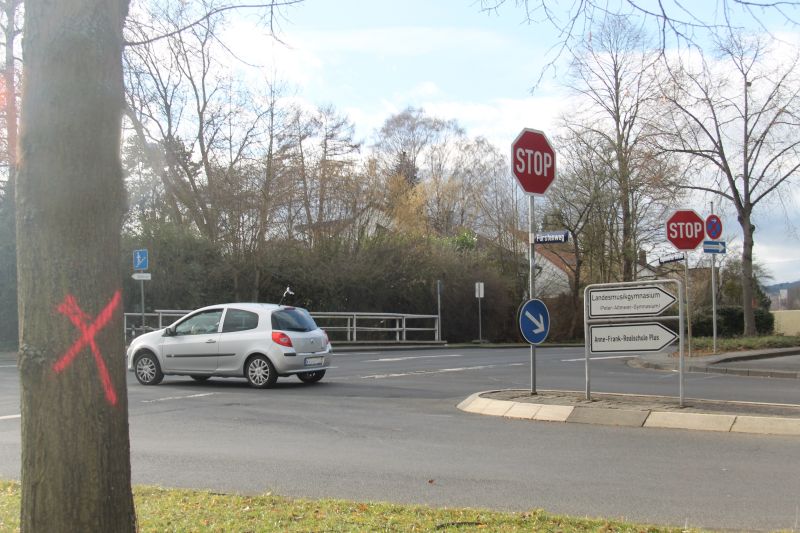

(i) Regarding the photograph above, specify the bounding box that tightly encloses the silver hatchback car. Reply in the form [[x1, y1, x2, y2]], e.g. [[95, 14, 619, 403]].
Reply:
[[126, 303, 332, 388]]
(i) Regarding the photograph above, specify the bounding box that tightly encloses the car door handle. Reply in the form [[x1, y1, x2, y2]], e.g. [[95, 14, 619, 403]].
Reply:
[[205, 339, 217, 343]]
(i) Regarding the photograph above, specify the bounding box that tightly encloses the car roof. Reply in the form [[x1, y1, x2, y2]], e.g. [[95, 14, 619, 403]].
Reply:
[[194, 303, 302, 314]]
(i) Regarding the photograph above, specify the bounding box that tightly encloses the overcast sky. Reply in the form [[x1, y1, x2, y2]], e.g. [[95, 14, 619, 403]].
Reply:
[[224, 0, 800, 285]]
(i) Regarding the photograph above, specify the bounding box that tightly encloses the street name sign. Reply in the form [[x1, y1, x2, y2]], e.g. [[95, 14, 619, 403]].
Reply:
[[589, 322, 678, 354], [587, 286, 677, 319], [703, 240, 726, 254], [666, 210, 705, 250], [658, 253, 684, 265], [534, 230, 569, 244], [511, 128, 556, 195], [518, 298, 550, 345]]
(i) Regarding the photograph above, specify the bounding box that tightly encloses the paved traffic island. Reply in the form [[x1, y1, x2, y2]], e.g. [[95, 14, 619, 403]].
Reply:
[[458, 389, 800, 436]]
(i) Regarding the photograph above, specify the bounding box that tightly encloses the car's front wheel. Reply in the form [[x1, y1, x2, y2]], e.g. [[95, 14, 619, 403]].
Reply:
[[245, 355, 277, 389], [135, 352, 164, 386], [297, 370, 326, 384]]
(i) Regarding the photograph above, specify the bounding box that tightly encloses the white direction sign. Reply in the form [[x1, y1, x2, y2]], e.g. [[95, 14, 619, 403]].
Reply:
[[588, 286, 676, 319], [589, 323, 678, 354], [132, 272, 152, 281]]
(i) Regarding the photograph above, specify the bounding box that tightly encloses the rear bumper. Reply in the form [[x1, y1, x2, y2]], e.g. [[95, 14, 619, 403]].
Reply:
[[273, 348, 331, 375]]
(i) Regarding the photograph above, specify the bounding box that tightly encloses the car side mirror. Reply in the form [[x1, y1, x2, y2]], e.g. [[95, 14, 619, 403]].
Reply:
[[163, 327, 175, 337]]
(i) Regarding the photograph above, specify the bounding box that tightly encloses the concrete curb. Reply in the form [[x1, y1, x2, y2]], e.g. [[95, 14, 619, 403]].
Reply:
[[630, 357, 800, 379], [457, 390, 800, 437], [629, 349, 800, 379]]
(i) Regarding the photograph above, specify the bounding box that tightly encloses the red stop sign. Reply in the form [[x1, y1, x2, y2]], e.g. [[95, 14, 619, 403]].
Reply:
[[666, 209, 705, 250], [512, 128, 556, 195]]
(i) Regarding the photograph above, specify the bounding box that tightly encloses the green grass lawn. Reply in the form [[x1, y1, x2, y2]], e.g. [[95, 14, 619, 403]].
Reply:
[[691, 335, 800, 355], [0, 480, 691, 532]]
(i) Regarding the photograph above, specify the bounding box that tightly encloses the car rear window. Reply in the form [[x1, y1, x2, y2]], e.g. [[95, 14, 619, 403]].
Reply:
[[222, 308, 259, 333], [271, 308, 318, 332]]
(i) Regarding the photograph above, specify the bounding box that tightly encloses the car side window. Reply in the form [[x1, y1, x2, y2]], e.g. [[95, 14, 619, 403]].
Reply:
[[222, 309, 259, 333], [174, 309, 223, 336]]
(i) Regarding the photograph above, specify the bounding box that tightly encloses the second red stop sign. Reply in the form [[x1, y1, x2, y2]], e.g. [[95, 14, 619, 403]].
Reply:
[[512, 128, 556, 195], [666, 209, 705, 250]]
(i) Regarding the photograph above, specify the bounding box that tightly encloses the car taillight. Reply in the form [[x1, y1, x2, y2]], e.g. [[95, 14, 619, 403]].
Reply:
[[272, 331, 293, 347]]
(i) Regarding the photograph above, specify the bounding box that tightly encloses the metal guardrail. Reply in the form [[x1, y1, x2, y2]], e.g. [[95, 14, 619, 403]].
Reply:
[[311, 312, 440, 342], [124, 309, 441, 343]]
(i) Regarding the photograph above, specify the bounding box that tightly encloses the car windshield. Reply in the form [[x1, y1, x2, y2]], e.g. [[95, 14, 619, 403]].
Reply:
[[271, 308, 317, 332]]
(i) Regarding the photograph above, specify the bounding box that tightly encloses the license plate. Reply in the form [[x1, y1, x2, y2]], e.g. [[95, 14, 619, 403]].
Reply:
[[304, 356, 323, 366]]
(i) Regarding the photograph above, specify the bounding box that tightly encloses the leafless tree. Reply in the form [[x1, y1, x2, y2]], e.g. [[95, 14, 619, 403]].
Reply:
[[653, 32, 800, 335], [124, 1, 274, 243], [284, 104, 361, 245], [565, 14, 679, 281], [545, 126, 616, 335], [480, 0, 800, 83]]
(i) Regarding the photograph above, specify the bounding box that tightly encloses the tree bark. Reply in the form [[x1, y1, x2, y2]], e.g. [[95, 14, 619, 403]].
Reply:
[[17, 1, 135, 531], [740, 212, 756, 336]]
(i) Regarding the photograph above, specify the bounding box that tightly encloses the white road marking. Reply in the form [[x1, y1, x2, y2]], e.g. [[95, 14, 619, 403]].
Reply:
[[561, 355, 636, 362], [333, 352, 380, 355], [361, 362, 525, 379], [365, 354, 464, 363], [0, 414, 21, 421], [142, 393, 216, 403]]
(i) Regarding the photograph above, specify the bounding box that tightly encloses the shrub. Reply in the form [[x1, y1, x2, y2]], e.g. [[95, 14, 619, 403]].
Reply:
[[693, 305, 774, 337]]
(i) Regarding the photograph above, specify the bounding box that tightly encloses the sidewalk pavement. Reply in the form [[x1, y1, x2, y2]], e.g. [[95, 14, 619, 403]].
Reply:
[[458, 390, 800, 436], [459, 346, 800, 436], [630, 346, 800, 379]]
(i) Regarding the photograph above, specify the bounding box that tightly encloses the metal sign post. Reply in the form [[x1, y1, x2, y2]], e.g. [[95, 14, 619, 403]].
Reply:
[[684, 254, 692, 359], [133, 249, 150, 334], [512, 127, 556, 396], [705, 204, 724, 354], [475, 282, 485, 342], [711, 253, 717, 354], [436, 280, 443, 342], [529, 195, 536, 394]]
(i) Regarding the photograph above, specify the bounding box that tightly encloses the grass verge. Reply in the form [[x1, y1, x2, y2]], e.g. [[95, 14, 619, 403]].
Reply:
[[691, 335, 800, 355], [0, 480, 690, 532]]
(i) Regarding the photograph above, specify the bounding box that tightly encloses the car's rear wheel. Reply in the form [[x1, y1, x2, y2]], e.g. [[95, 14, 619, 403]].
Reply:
[[135, 352, 164, 386], [191, 375, 210, 382], [245, 355, 277, 388], [297, 370, 326, 384]]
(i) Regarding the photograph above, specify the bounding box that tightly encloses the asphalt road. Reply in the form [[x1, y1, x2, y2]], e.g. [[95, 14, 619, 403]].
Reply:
[[1, 347, 799, 531]]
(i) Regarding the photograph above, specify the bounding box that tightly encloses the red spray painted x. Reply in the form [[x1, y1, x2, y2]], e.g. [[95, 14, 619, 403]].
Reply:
[[53, 290, 121, 406]]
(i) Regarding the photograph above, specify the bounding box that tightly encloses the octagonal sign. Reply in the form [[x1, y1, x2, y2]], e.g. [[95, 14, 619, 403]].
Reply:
[[512, 128, 556, 195], [666, 209, 705, 250]]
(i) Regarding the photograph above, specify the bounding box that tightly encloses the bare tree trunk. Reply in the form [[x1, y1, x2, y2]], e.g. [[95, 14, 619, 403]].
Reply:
[[740, 211, 756, 336], [568, 235, 582, 338], [17, 1, 135, 531]]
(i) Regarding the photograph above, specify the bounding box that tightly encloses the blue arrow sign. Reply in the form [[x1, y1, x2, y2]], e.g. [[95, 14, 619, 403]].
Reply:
[[133, 249, 149, 270], [703, 240, 726, 254], [518, 299, 550, 345]]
